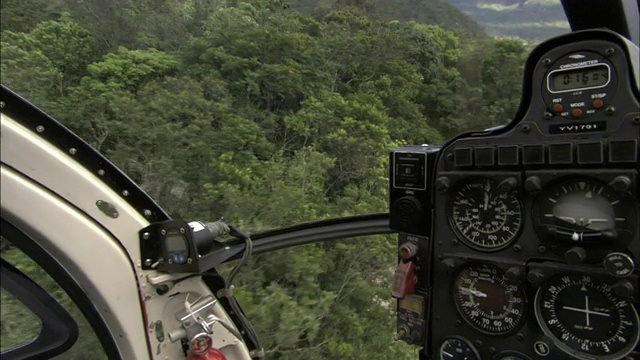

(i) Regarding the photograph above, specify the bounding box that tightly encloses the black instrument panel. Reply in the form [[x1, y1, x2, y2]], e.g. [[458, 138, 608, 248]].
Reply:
[[425, 30, 639, 360]]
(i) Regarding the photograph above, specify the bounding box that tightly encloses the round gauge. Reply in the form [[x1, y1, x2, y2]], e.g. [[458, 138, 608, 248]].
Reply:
[[453, 263, 526, 335], [534, 273, 640, 360], [533, 177, 637, 259], [439, 336, 480, 360], [492, 351, 531, 360], [449, 177, 523, 251]]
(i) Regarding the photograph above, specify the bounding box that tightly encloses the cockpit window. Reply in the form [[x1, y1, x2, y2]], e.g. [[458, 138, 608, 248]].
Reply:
[[0, 0, 569, 232]]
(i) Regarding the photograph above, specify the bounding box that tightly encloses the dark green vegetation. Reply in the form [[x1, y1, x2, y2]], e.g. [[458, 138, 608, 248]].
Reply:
[[1, 0, 527, 358]]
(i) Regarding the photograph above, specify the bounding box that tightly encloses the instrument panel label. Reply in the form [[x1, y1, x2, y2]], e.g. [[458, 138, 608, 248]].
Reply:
[[549, 121, 606, 134]]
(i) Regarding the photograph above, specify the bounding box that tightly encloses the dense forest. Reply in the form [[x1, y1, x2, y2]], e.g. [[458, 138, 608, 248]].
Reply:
[[0, 0, 528, 358]]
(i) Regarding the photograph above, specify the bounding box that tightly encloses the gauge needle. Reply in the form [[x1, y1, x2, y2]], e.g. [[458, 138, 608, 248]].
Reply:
[[483, 192, 489, 211], [556, 215, 576, 223], [459, 287, 488, 298], [562, 296, 610, 327]]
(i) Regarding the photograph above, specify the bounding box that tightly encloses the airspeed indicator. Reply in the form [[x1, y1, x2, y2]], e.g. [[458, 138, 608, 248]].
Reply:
[[448, 177, 523, 251]]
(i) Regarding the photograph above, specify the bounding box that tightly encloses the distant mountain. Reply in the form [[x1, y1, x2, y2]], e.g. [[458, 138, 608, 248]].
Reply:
[[442, 0, 570, 41], [290, 0, 488, 37]]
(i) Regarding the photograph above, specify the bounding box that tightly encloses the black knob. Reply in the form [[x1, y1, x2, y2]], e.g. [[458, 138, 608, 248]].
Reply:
[[527, 269, 546, 286], [524, 176, 542, 193], [565, 246, 587, 265], [609, 175, 632, 193], [612, 280, 635, 300], [498, 177, 518, 192], [435, 176, 450, 191], [156, 284, 170, 296], [440, 258, 456, 273], [504, 267, 522, 284]]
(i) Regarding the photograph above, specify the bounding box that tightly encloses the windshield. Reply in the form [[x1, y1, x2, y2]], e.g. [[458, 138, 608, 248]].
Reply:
[[0, 0, 569, 233], [1, 1, 578, 359]]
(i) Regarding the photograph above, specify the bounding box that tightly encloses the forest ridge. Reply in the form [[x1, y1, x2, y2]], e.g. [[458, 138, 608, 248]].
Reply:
[[1, 1, 528, 358]]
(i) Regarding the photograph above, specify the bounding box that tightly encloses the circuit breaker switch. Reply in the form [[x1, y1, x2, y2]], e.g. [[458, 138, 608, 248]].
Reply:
[[392, 260, 416, 299]]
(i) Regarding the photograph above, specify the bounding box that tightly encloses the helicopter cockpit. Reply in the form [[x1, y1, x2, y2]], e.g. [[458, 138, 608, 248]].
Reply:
[[389, 7, 640, 358], [1, 1, 638, 360]]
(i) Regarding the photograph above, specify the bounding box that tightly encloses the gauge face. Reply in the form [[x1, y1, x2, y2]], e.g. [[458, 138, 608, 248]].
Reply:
[[533, 177, 637, 257], [439, 337, 480, 360], [534, 273, 640, 360], [449, 177, 523, 251], [453, 263, 526, 335], [492, 351, 531, 360]]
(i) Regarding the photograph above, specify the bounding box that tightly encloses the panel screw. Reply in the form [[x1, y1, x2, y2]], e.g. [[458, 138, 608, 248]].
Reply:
[[112, 212, 119, 218], [542, 58, 551, 65], [543, 112, 553, 119], [143, 232, 150, 239], [160, 229, 166, 235], [0, 101, 5, 108], [538, 245, 547, 253], [69, 148, 77, 155], [451, 239, 459, 246], [605, 106, 615, 115], [513, 244, 522, 252], [98, 169, 105, 176], [96, 200, 103, 206], [605, 47, 615, 56], [446, 153, 454, 161], [143, 209, 152, 217], [632, 116, 640, 124], [144, 259, 152, 266], [521, 124, 530, 133], [36, 125, 45, 133], [180, 228, 186, 234], [122, 190, 129, 196]]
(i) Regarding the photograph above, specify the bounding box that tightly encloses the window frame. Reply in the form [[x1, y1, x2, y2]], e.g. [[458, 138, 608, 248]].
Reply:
[[1, 218, 122, 360]]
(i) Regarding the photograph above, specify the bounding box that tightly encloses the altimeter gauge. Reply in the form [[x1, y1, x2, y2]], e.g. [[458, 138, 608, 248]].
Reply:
[[448, 177, 523, 251], [534, 273, 640, 360], [453, 263, 526, 335]]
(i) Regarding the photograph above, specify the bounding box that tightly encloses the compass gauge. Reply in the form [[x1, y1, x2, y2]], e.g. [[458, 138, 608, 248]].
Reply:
[[534, 273, 640, 360]]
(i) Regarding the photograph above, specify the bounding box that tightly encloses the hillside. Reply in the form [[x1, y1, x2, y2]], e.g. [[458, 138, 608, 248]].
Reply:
[[290, 0, 487, 36], [443, 0, 570, 41]]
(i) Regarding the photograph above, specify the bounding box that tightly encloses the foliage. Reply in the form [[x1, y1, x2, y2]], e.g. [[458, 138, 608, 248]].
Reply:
[[0, 0, 526, 358]]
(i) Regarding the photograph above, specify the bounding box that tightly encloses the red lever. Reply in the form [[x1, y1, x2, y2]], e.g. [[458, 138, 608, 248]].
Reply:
[[392, 260, 415, 299], [186, 348, 227, 360]]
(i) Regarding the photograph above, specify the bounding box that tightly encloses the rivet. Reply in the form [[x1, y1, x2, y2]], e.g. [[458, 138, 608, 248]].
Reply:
[[36, 125, 45, 133], [98, 169, 105, 176], [122, 190, 129, 196], [143, 209, 152, 217], [69, 148, 77, 155]]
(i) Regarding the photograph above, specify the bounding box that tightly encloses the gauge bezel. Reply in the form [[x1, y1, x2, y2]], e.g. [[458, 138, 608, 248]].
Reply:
[[452, 263, 527, 336], [447, 176, 524, 252], [534, 273, 640, 360], [531, 175, 637, 262], [438, 336, 481, 360]]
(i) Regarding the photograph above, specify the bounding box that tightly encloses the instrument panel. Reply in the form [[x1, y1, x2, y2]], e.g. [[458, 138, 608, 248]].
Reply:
[[391, 29, 639, 360]]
